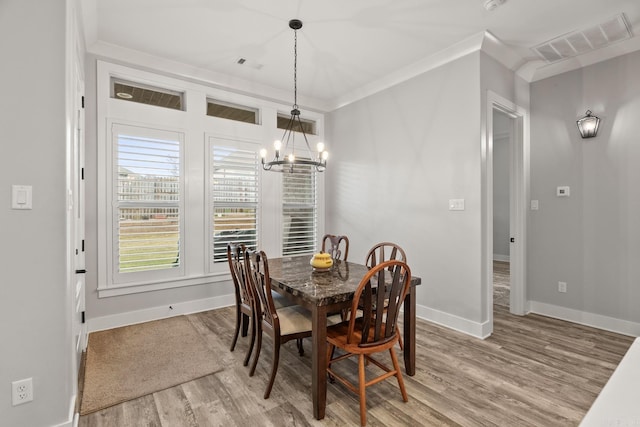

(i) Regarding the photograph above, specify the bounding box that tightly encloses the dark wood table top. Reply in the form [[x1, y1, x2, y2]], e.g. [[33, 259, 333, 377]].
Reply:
[[266, 255, 421, 307]]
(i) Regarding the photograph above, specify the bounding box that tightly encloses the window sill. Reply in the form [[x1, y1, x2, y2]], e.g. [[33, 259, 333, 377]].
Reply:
[[97, 272, 230, 298]]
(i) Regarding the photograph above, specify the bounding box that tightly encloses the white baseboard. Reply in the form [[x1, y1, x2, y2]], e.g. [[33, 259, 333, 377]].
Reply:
[[417, 304, 491, 339], [493, 254, 510, 262], [529, 301, 640, 337], [87, 294, 235, 333], [51, 394, 76, 427]]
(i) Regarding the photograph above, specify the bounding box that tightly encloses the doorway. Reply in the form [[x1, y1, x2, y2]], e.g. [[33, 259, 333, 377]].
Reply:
[[484, 91, 529, 335], [493, 110, 512, 309]]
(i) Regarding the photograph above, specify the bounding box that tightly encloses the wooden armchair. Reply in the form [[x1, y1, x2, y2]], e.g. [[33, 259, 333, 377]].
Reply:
[[365, 242, 407, 349], [326, 260, 411, 426]]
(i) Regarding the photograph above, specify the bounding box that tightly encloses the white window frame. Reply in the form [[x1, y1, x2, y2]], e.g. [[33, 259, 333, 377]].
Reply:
[[206, 135, 262, 273], [96, 60, 325, 297], [109, 123, 185, 285]]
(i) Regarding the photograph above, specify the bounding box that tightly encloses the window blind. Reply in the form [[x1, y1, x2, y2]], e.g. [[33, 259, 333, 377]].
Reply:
[[211, 146, 259, 262], [116, 133, 181, 273], [282, 164, 317, 256]]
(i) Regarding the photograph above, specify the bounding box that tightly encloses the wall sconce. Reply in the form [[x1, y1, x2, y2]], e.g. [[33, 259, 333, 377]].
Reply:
[[576, 110, 600, 138]]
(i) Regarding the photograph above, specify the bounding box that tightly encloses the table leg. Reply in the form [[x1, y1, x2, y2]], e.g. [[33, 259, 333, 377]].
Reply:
[[403, 286, 416, 376], [312, 305, 328, 420]]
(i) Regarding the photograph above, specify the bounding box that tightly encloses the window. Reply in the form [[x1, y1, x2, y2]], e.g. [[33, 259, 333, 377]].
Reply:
[[210, 140, 259, 265], [277, 113, 316, 135], [207, 99, 259, 124], [282, 164, 317, 256], [112, 124, 183, 280], [97, 61, 324, 295], [111, 78, 184, 111]]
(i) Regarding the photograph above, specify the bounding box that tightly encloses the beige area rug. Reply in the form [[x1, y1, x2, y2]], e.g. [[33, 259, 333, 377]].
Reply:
[[80, 315, 219, 415]]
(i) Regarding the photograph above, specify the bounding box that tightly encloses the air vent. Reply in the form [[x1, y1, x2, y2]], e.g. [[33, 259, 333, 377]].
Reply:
[[532, 14, 632, 63], [235, 57, 263, 70]]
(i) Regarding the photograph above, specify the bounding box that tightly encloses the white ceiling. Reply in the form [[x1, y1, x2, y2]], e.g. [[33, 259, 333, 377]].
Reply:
[[83, 0, 640, 111]]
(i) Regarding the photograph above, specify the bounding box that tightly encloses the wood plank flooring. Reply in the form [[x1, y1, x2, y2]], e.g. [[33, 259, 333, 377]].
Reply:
[[78, 300, 633, 427], [493, 260, 510, 308]]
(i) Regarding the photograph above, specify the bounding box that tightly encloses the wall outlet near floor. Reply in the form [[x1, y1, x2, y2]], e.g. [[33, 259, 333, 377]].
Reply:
[[558, 281, 567, 293], [12, 378, 33, 405]]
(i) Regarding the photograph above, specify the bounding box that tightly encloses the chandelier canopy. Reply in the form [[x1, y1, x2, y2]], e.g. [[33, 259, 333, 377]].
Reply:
[[260, 19, 328, 173]]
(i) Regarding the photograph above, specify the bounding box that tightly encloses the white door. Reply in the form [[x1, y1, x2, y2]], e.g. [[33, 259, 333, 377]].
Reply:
[[71, 57, 86, 371]]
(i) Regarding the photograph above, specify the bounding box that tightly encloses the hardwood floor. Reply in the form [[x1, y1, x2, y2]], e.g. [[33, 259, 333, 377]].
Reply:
[[493, 260, 510, 308], [79, 305, 633, 427]]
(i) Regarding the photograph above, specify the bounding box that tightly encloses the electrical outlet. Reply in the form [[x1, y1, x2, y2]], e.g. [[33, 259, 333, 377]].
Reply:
[[558, 281, 567, 293], [12, 378, 33, 406]]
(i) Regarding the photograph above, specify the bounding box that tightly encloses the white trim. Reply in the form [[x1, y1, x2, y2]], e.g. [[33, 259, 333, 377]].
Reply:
[[87, 294, 235, 333], [493, 254, 510, 262], [481, 31, 526, 72], [332, 32, 485, 110], [484, 91, 529, 333], [51, 394, 76, 427], [529, 301, 640, 337], [97, 272, 230, 298], [89, 41, 332, 113], [417, 304, 491, 339]]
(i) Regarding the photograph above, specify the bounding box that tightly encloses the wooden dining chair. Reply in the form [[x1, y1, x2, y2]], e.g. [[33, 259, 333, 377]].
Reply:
[[365, 242, 407, 349], [244, 249, 314, 399], [321, 234, 350, 261], [326, 259, 411, 427], [227, 243, 257, 367], [365, 241, 406, 269]]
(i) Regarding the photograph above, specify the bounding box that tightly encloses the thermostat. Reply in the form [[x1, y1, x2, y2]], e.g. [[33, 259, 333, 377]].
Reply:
[[557, 186, 570, 197]]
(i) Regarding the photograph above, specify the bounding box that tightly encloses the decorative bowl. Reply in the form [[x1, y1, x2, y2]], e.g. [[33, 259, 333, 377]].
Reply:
[[310, 252, 333, 270]]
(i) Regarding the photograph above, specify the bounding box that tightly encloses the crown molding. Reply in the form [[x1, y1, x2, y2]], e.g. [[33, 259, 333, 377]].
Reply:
[[87, 40, 333, 113], [329, 32, 487, 111]]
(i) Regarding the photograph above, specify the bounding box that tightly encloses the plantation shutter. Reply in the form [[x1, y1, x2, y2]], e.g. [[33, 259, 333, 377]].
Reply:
[[282, 164, 317, 256], [211, 145, 259, 263], [115, 131, 181, 273]]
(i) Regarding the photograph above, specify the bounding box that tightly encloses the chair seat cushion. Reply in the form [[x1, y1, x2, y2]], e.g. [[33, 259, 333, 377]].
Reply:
[[276, 305, 342, 335]]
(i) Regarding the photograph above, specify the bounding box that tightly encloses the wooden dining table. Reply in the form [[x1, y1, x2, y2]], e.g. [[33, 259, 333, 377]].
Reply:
[[265, 255, 421, 420]]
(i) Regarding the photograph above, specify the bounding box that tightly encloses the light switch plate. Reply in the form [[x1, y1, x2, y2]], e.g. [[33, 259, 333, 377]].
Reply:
[[449, 199, 465, 211], [530, 200, 539, 210], [12, 185, 32, 209]]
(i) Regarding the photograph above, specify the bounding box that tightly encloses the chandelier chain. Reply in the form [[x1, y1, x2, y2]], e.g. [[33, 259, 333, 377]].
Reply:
[[293, 28, 298, 110]]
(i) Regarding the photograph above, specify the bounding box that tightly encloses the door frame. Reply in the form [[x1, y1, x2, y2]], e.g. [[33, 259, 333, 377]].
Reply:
[[483, 91, 529, 332]]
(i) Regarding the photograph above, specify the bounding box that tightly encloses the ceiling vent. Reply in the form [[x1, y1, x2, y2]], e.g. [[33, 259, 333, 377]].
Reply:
[[235, 57, 263, 70], [532, 14, 632, 63]]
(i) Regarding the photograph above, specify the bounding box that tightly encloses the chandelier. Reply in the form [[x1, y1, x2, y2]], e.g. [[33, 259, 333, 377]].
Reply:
[[260, 19, 328, 172]]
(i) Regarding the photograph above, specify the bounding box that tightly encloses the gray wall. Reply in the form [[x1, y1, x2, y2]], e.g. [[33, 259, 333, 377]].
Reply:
[[529, 50, 640, 323], [0, 0, 73, 425], [326, 52, 485, 325]]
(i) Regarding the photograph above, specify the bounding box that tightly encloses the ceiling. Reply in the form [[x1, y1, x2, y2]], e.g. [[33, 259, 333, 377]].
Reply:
[[83, 0, 640, 111]]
